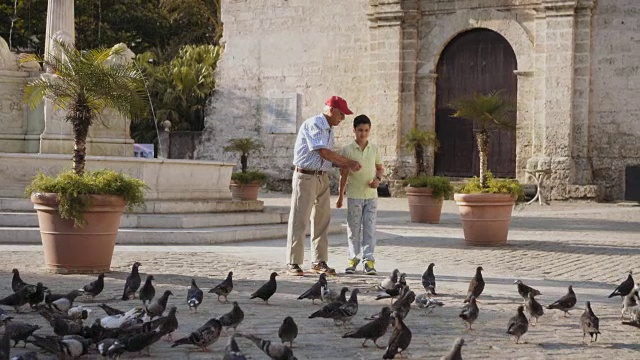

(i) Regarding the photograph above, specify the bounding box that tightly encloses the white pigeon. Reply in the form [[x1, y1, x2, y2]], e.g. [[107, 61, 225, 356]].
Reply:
[[100, 307, 145, 329], [415, 293, 444, 314], [321, 284, 338, 303]]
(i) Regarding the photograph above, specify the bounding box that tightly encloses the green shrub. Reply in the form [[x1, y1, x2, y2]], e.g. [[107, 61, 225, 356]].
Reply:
[[402, 175, 454, 199], [231, 171, 268, 185], [457, 171, 525, 202], [25, 169, 148, 228]]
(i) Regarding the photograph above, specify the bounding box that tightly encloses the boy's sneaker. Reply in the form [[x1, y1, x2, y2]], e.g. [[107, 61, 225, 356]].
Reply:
[[363, 260, 377, 275], [286, 264, 304, 276], [345, 258, 360, 274], [310, 261, 336, 275]]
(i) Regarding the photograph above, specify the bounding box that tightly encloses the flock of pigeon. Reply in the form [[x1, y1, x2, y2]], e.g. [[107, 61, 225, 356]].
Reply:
[[0, 262, 638, 360]]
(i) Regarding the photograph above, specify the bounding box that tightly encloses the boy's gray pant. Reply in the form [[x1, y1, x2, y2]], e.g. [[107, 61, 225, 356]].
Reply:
[[346, 198, 377, 261]]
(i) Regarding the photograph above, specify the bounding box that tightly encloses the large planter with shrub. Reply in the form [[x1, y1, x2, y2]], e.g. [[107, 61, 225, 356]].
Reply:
[[229, 171, 267, 201], [403, 176, 453, 224]]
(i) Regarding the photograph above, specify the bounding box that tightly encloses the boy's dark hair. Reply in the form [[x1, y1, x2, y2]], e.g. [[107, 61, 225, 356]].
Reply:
[[353, 114, 371, 128]]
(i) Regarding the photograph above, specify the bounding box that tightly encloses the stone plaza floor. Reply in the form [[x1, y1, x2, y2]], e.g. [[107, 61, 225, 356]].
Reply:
[[0, 193, 639, 359]]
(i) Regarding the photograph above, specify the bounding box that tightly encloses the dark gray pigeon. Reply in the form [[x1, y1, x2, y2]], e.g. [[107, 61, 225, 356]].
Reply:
[[459, 296, 479, 330], [331, 288, 360, 326], [11, 269, 29, 293], [383, 314, 412, 359], [139, 275, 156, 306], [609, 270, 634, 298], [81, 273, 105, 299], [392, 290, 416, 320], [342, 306, 392, 348], [187, 278, 204, 312], [297, 273, 326, 304], [547, 285, 577, 316], [422, 263, 437, 295], [25, 282, 45, 309], [223, 335, 247, 360], [464, 266, 484, 303], [278, 316, 298, 347], [441, 338, 464, 360], [120, 330, 166, 356], [309, 287, 349, 319], [146, 290, 173, 319], [378, 269, 400, 291], [580, 301, 601, 343], [157, 306, 179, 341], [121, 261, 142, 300], [506, 305, 529, 344], [3, 318, 41, 347], [525, 292, 544, 326], [250, 272, 278, 305], [218, 301, 244, 332], [0, 287, 30, 312], [514, 280, 541, 301], [240, 333, 297, 360], [210, 271, 234, 303], [171, 318, 222, 351]]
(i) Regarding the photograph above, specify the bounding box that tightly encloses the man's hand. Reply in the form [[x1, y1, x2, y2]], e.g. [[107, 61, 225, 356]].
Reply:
[[336, 195, 344, 209], [345, 160, 362, 172], [368, 178, 381, 189]]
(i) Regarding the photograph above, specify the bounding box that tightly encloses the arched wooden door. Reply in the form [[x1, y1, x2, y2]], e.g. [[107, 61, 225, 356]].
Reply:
[[434, 29, 517, 178]]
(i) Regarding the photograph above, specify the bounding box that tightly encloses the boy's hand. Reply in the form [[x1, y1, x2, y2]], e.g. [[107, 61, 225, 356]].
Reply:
[[336, 196, 344, 209], [369, 178, 381, 189]]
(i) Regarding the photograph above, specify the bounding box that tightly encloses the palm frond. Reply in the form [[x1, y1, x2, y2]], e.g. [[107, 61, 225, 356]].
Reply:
[[449, 90, 515, 131]]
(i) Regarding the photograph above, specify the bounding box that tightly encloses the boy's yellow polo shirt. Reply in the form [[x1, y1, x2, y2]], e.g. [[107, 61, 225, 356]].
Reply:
[[341, 141, 382, 199]]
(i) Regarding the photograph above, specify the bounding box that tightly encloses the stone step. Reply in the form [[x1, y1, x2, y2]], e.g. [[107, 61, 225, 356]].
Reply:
[[0, 210, 288, 229], [0, 222, 345, 245]]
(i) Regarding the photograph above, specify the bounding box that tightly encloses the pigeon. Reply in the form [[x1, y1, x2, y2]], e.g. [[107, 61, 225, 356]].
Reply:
[[378, 269, 400, 290], [278, 316, 298, 347], [459, 296, 479, 330], [60, 335, 91, 358], [187, 278, 204, 312], [514, 279, 541, 301], [464, 266, 484, 303], [309, 287, 349, 319], [120, 330, 167, 356], [297, 273, 327, 304], [375, 283, 405, 303], [0, 332, 9, 360], [415, 293, 444, 313], [343, 306, 392, 348], [121, 261, 142, 300], [3, 318, 41, 347], [441, 338, 464, 360], [331, 288, 360, 326], [210, 271, 234, 303], [139, 275, 156, 306], [24, 282, 45, 309], [11, 351, 40, 360], [506, 305, 529, 344], [98, 303, 125, 316], [26, 334, 66, 356], [171, 317, 222, 351], [239, 333, 297, 360], [50, 290, 83, 313], [223, 335, 247, 360], [608, 270, 634, 298], [525, 292, 544, 326], [11, 269, 29, 293], [156, 306, 179, 341], [99, 307, 146, 329], [0, 287, 30, 312], [146, 290, 173, 319], [621, 287, 639, 320], [218, 301, 245, 332], [250, 272, 278, 305], [547, 285, 577, 316], [321, 284, 339, 303], [383, 315, 412, 359], [621, 319, 640, 328], [398, 273, 407, 287], [422, 263, 437, 295], [392, 290, 416, 320], [97, 337, 125, 358], [81, 273, 105, 299], [580, 301, 601, 343]]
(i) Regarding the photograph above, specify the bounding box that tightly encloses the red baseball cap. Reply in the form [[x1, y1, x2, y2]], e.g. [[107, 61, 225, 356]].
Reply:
[[325, 96, 353, 115]]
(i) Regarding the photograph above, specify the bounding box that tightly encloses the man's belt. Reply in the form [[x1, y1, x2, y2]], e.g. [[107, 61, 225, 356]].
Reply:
[[295, 167, 326, 176]]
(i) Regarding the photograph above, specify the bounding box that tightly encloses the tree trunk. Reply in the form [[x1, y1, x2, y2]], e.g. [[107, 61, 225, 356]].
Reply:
[[476, 129, 489, 188], [69, 100, 92, 176], [240, 154, 248, 173], [415, 143, 426, 176]]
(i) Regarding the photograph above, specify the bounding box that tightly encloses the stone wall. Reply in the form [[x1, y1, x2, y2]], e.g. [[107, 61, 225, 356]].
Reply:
[[589, 0, 640, 200]]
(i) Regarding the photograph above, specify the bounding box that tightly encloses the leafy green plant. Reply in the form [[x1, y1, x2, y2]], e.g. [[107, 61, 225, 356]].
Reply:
[[231, 171, 268, 185], [403, 175, 454, 199], [457, 171, 525, 202], [449, 90, 515, 189], [223, 138, 264, 173], [403, 128, 439, 177], [25, 170, 148, 227]]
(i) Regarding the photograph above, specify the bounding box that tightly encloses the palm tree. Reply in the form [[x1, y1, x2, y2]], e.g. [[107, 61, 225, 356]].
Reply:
[[223, 138, 264, 173], [22, 41, 148, 176], [449, 90, 515, 188], [403, 128, 439, 177]]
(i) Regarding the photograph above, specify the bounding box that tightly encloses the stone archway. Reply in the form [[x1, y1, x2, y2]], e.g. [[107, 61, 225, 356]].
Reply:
[[434, 28, 517, 178]]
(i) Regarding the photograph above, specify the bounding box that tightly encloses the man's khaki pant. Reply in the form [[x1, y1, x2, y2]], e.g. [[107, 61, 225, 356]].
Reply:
[[286, 171, 331, 265]]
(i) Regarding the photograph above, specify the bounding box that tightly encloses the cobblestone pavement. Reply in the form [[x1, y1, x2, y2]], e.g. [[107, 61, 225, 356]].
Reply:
[[0, 194, 639, 359]]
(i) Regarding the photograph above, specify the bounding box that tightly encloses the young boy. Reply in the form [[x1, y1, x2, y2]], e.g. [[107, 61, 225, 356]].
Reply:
[[336, 114, 384, 275]]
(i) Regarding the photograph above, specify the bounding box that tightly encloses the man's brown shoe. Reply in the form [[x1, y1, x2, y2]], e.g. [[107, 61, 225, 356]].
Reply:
[[287, 264, 304, 276], [310, 261, 336, 275]]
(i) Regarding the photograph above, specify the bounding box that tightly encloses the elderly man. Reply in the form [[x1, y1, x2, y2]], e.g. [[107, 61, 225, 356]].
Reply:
[[285, 96, 362, 276]]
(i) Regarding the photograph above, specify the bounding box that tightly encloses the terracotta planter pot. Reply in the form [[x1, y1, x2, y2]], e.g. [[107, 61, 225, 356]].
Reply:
[[229, 181, 262, 201], [31, 193, 125, 274], [454, 193, 515, 246], [405, 187, 444, 224]]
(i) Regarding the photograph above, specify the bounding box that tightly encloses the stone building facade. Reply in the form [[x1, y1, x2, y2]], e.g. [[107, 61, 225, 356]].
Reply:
[[197, 0, 640, 200]]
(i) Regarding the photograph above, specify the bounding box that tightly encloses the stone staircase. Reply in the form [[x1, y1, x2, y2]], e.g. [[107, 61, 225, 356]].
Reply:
[[0, 198, 344, 245]]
